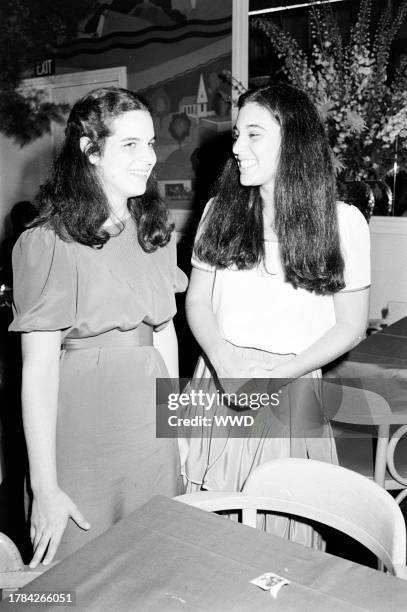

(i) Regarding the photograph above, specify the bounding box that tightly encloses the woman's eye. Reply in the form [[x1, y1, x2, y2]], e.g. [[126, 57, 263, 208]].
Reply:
[[249, 132, 260, 138], [148, 141, 156, 149], [124, 142, 137, 148]]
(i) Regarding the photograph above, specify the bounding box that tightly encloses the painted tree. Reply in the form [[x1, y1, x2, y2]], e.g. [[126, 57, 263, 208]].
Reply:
[[150, 87, 171, 131], [168, 112, 191, 148]]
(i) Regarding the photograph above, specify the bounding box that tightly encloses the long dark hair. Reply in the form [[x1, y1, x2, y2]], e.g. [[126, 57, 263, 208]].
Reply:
[[195, 83, 345, 294], [33, 87, 173, 251]]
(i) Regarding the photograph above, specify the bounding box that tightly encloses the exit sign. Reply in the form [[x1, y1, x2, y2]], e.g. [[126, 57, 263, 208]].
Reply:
[[34, 58, 55, 77]]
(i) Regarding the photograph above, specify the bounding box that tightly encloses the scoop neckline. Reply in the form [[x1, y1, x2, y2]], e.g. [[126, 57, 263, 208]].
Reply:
[[103, 215, 132, 229]]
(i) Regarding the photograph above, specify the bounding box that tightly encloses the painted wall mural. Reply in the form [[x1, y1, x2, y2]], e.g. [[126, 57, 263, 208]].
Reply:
[[56, 0, 233, 210]]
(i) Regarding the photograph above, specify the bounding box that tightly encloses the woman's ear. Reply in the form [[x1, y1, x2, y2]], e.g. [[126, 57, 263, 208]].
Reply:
[[79, 137, 99, 165]]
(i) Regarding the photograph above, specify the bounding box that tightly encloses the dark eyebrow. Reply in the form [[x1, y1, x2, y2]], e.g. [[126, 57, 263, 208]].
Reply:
[[119, 136, 156, 142], [233, 124, 265, 134]]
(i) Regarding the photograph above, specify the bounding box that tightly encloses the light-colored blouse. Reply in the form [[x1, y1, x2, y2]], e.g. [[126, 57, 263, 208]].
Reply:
[[192, 202, 370, 354]]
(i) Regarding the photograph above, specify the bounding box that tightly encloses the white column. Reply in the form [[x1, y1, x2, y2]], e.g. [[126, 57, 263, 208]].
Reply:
[[232, 0, 249, 120]]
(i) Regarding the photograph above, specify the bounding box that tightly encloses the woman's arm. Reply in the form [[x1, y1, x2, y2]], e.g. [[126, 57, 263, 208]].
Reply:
[[21, 331, 89, 567], [22, 331, 61, 496], [185, 267, 219, 360], [153, 320, 179, 378], [272, 287, 370, 379]]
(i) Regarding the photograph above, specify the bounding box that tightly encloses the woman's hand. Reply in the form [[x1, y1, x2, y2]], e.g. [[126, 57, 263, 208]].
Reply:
[[29, 487, 90, 568], [235, 361, 295, 398], [210, 339, 265, 380], [209, 340, 288, 397]]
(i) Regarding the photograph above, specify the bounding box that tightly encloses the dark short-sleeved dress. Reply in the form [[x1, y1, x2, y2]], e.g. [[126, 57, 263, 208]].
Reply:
[[10, 218, 187, 558]]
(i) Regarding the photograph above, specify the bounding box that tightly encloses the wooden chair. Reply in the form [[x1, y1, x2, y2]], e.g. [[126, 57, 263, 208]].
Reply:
[[0, 532, 47, 599], [175, 458, 407, 578]]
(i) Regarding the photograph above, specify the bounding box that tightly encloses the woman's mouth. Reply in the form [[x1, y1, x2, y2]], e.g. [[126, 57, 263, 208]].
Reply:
[[237, 159, 257, 170]]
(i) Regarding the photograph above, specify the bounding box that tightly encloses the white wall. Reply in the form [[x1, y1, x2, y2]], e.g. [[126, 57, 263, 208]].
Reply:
[[369, 216, 407, 320]]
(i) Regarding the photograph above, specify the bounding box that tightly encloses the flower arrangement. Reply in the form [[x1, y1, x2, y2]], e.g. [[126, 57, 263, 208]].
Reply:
[[251, 0, 407, 180]]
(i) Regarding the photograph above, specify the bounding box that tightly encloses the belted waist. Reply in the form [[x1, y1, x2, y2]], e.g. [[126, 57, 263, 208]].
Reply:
[[62, 324, 153, 351]]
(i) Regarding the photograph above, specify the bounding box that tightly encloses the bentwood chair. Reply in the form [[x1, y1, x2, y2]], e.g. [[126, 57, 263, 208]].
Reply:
[[175, 458, 407, 578], [323, 383, 407, 504]]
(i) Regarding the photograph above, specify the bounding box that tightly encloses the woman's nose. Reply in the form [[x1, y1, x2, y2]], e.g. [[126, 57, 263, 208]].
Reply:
[[147, 147, 156, 164], [232, 135, 243, 155], [140, 145, 156, 165]]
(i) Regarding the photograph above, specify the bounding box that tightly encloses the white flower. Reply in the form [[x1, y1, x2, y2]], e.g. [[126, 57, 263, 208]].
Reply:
[[346, 110, 366, 133], [251, 1, 407, 179]]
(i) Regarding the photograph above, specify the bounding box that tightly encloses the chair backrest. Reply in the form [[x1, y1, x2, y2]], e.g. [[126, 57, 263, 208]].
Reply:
[[0, 532, 24, 573], [322, 382, 392, 426], [175, 459, 407, 577], [243, 459, 406, 576]]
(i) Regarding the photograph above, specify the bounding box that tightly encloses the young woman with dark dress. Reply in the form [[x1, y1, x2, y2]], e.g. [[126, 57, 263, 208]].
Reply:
[[10, 87, 187, 565]]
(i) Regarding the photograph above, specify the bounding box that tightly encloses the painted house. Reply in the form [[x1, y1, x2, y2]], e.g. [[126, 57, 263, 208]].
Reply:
[[179, 74, 214, 119]]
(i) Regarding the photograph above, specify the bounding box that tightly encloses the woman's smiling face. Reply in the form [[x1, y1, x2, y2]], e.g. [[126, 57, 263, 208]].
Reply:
[[232, 102, 281, 193], [95, 109, 156, 207]]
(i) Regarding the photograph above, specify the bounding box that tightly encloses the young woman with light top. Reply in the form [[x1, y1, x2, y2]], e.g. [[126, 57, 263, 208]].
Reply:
[[181, 83, 370, 546]]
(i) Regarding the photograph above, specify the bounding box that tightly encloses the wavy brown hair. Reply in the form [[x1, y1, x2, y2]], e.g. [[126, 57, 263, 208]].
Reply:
[[194, 83, 345, 294], [33, 87, 173, 251]]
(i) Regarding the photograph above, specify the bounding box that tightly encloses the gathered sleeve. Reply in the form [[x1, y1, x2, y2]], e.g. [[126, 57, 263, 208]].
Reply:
[[337, 203, 371, 292], [9, 227, 77, 333], [191, 199, 216, 272]]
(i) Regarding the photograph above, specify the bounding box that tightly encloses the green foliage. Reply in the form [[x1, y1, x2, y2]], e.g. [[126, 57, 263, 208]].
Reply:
[[251, 0, 407, 179], [0, 0, 97, 145]]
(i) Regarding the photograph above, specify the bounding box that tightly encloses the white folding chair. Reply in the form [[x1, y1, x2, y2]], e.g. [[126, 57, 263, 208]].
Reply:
[[175, 458, 407, 578]]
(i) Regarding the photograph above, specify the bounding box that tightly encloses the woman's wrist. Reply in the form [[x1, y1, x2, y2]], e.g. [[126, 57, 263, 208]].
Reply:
[[272, 358, 297, 380], [206, 338, 225, 370], [30, 476, 59, 497]]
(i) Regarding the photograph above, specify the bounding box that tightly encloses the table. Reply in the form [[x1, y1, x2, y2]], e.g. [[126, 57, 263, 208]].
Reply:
[[1, 496, 407, 611], [324, 317, 407, 499]]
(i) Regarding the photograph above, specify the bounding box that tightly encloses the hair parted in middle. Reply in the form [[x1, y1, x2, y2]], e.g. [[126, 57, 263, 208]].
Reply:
[[33, 86, 173, 251], [194, 82, 345, 295]]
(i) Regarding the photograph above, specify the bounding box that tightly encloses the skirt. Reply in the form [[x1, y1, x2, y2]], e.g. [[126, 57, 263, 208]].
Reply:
[[179, 343, 338, 548], [54, 344, 181, 559]]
